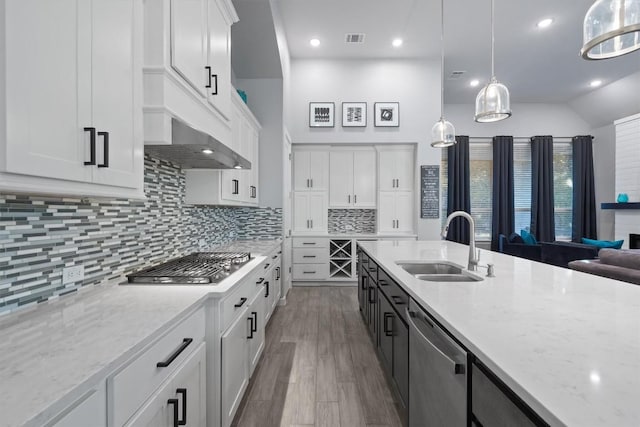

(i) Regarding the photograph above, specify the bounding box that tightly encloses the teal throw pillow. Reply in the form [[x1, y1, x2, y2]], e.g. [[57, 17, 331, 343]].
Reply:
[[581, 238, 624, 249], [520, 229, 538, 245]]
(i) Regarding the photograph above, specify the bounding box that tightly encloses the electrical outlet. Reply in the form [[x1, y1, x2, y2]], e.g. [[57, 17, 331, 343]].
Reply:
[[62, 265, 85, 284]]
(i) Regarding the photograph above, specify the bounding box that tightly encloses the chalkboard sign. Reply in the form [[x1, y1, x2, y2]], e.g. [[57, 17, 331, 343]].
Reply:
[[420, 165, 440, 218]]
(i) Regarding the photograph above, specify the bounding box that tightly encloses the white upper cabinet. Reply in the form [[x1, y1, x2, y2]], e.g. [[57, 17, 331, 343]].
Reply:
[[329, 149, 376, 208], [143, 0, 237, 148], [293, 150, 329, 191], [378, 191, 414, 233], [0, 0, 144, 198], [378, 146, 415, 192]]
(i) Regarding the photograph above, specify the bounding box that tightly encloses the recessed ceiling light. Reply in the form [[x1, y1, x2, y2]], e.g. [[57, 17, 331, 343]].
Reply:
[[310, 38, 320, 47], [590, 79, 602, 87], [234, 164, 243, 170], [392, 38, 403, 47], [537, 18, 554, 28], [469, 79, 480, 87], [202, 149, 213, 154]]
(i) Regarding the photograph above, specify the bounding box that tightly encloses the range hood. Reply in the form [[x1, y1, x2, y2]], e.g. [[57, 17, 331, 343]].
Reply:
[[144, 118, 251, 169]]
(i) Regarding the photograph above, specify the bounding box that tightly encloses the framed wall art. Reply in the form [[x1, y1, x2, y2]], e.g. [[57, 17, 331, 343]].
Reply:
[[342, 102, 367, 127], [309, 102, 335, 127], [374, 102, 400, 127]]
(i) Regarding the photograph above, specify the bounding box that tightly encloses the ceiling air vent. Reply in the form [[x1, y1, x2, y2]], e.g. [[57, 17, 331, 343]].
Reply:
[[448, 71, 466, 80], [345, 33, 365, 44]]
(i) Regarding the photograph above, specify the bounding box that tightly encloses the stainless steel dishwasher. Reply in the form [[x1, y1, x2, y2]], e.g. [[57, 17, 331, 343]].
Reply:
[[407, 299, 467, 426]]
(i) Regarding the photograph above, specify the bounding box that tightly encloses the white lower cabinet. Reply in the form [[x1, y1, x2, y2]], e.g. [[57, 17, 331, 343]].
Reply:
[[48, 384, 106, 427], [125, 343, 207, 427], [247, 288, 266, 377], [221, 305, 250, 427]]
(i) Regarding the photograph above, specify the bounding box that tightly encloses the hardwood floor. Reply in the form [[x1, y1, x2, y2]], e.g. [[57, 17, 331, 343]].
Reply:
[[231, 287, 404, 427]]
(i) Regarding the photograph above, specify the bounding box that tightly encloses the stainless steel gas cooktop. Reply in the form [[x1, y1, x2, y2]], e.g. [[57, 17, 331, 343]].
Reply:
[[126, 252, 251, 285]]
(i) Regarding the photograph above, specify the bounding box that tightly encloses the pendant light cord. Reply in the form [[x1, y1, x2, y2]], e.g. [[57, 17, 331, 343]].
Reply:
[[440, 0, 445, 120], [491, 0, 495, 79]]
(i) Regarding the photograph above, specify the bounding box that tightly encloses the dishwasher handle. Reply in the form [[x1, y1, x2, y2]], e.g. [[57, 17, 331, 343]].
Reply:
[[407, 308, 465, 375]]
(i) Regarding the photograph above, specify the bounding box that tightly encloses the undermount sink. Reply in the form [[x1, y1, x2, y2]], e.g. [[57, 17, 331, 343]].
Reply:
[[396, 261, 483, 282]]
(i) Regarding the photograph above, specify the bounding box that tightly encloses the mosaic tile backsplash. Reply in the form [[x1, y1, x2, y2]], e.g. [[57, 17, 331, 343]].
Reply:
[[328, 209, 376, 234], [0, 155, 282, 315]]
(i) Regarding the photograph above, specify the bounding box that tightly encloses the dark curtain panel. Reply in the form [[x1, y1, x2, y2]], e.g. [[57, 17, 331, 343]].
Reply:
[[491, 136, 514, 251], [447, 135, 471, 244], [572, 135, 597, 241], [530, 135, 555, 242]]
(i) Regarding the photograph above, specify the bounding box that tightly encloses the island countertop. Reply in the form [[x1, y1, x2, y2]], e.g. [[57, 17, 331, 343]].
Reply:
[[357, 240, 640, 427]]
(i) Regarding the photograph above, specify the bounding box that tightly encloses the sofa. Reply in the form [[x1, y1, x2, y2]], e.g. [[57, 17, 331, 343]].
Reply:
[[498, 234, 600, 268], [569, 249, 640, 285]]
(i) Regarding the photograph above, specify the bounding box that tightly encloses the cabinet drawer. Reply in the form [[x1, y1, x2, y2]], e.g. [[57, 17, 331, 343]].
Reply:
[[293, 247, 329, 264], [109, 307, 205, 427], [292, 264, 329, 280], [378, 269, 409, 322], [293, 237, 327, 248], [220, 271, 265, 333]]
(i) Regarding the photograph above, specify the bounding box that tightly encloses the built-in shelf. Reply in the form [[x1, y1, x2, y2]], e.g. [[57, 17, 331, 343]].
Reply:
[[601, 202, 640, 210]]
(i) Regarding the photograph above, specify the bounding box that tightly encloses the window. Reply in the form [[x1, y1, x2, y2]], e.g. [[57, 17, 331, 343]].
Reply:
[[441, 139, 573, 241]]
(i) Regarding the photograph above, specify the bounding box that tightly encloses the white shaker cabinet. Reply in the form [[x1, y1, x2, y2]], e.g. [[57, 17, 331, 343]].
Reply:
[[0, 0, 144, 198], [247, 287, 266, 377], [378, 191, 414, 233], [293, 150, 329, 191], [293, 192, 328, 233], [221, 306, 250, 427], [378, 146, 414, 192], [329, 149, 376, 208], [49, 385, 106, 427]]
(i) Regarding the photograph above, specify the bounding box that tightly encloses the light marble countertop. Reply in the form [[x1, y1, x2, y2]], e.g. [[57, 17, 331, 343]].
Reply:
[[292, 233, 418, 239], [0, 238, 281, 427], [358, 240, 640, 427]]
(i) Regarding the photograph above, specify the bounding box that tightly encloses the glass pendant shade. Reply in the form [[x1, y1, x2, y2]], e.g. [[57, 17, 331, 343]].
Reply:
[[430, 118, 456, 148], [581, 0, 640, 60], [474, 77, 512, 123]]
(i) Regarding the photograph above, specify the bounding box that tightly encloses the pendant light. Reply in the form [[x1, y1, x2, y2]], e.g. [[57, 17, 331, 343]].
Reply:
[[581, 0, 640, 60], [474, 0, 511, 123], [431, 0, 456, 148]]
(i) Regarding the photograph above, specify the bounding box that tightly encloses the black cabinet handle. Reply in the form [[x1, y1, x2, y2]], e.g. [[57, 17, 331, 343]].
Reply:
[[250, 185, 256, 198], [256, 277, 264, 284], [97, 131, 109, 168], [384, 313, 394, 336], [272, 255, 278, 259], [205, 66, 212, 88], [84, 127, 96, 165], [379, 279, 388, 286], [232, 179, 239, 195], [168, 398, 179, 427], [211, 73, 218, 95], [251, 311, 258, 333], [234, 297, 247, 308], [276, 267, 280, 280], [303, 271, 316, 274], [157, 338, 193, 368], [176, 388, 187, 426], [302, 242, 316, 245], [361, 275, 368, 290], [265, 281, 270, 298], [247, 316, 254, 339], [368, 286, 376, 304], [368, 267, 376, 272], [302, 255, 316, 258], [391, 295, 406, 305]]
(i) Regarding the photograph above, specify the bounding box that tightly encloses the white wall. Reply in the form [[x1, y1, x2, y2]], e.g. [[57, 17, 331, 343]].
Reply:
[[289, 58, 443, 239], [235, 78, 284, 209], [444, 103, 591, 137], [591, 123, 615, 240]]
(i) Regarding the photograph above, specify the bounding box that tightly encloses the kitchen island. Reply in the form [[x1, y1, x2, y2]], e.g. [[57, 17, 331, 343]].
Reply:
[[357, 240, 640, 426]]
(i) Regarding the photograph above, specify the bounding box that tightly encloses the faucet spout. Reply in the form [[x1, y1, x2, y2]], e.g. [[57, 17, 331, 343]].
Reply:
[[442, 211, 479, 271]]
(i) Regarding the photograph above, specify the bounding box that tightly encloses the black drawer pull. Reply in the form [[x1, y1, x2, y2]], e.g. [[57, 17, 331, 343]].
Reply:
[[247, 316, 254, 339], [265, 281, 270, 298], [391, 295, 406, 305], [384, 312, 394, 336], [303, 271, 316, 274], [368, 267, 376, 272], [276, 267, 280, 280], [368, 286, 376, 304], [302, 242, 316, 245], [97, 131, 109, 168], [168, 398, 179, 427], [157, 338, 193, 368], [272, 255, 278, 259], [176, 388, 187, 426], [361, 276, 368, 290], [232, 179, 239, 195], [252, 311, 258, 333], [211, 73, 218, 95], [256, 277, 264, 284], [264, 263, 270, 269], [205, 66, 212, 88], [303, 255, 316, 258], [234, 297, 247, 308], [379, 279, 388, 286], [84, 127, 96, 165]]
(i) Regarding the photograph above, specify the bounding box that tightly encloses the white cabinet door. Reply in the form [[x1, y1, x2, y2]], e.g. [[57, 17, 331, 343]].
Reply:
[[329, 151, 353, 208], [353, 151, 376, 207], [51, 386, 106, 427], [247, 288, 266, 376], [170, 0, 208, 97], [249, 126, 260, 204], [221, 307, 249, 427], [293, 192, 310, 231], [378, 148, 414, 191], [126, 343, 206, 427], [4, 0, 91, 183], [395, 149, 414, 191], [91, 0, 141, 189], [309, 193, 328, 232], [378, 151, 397, 192], [293, 150, 329, 191], [206, 0, 231, 119], [378, 192, 397, 233], [395, 191, 414, 232]]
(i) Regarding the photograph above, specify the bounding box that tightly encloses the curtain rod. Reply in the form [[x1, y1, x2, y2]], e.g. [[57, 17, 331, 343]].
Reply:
[[466, 136, 593, 141]]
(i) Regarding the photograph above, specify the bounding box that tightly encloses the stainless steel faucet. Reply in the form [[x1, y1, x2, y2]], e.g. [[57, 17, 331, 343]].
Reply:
[[441, 211, 479, 271]]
